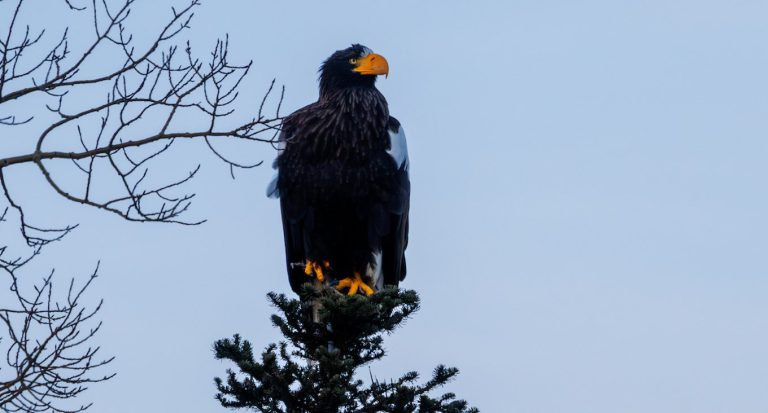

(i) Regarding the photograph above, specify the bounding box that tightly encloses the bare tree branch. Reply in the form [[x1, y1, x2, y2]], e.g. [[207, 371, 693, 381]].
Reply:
[[0, 264, 112, 413], [0, 0, 283, 225], [0, 1, 283, 411], [0, 197, 111, 413]]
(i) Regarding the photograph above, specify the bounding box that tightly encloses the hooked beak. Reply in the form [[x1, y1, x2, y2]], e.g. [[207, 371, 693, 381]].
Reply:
[[352, 53, 389, 78]]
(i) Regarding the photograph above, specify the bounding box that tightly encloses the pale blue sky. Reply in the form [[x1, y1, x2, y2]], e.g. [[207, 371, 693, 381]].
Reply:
[[3, 1, 768, 412]]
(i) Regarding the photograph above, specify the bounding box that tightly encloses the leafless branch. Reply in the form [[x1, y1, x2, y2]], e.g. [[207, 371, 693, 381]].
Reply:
[[0, 264, 112, 413], [0, 0, 283, 225], [0, 0, 283, 411]]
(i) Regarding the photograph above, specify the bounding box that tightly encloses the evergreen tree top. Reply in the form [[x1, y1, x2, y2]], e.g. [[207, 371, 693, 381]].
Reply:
[[214, 287, 478, 413]]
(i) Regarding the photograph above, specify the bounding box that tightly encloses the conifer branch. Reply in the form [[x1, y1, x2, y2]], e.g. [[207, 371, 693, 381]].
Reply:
[[214, 288, 478, 413]]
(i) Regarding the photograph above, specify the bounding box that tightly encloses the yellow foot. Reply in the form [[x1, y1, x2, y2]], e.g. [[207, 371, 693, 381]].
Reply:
[[335, 272, 374, 296], [304, 260, 329, 282]]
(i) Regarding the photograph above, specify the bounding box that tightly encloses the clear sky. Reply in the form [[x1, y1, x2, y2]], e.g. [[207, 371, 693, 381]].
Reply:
[[3, 0, 768, 412]]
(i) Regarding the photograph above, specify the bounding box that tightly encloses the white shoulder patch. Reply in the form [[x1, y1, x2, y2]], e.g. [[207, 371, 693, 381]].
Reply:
[[266, 134, 288, 199], [266, 172, 279, 198], [387, 125, 409, 171]]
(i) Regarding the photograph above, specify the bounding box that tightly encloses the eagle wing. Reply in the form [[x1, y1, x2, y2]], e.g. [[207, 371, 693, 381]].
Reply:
[[381, 116, 410, 286], [269, 105, 317, 292]]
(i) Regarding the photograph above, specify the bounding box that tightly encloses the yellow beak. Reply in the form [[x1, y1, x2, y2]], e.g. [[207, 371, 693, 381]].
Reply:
[[352, 53, 389, 78]]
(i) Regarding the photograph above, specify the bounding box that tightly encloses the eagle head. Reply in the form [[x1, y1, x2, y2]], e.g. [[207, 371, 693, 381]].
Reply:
[[319, 44, 389, 94]]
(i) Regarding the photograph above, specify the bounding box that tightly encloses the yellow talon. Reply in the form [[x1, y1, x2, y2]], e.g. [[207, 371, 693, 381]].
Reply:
[[303, 260, 326, 282], [335, 272, 374, 296], [359, 282, 374, 296]]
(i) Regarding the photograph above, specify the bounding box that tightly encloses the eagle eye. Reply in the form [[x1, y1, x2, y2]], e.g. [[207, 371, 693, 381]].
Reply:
[[349, 58, 357, 65]]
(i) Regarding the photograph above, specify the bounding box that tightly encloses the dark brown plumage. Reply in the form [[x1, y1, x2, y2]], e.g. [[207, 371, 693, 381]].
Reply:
[[268, 44, 409, 295]]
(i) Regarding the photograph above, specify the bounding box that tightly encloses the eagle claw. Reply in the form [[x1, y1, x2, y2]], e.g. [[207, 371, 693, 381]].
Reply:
[[335, 272, 374, 296], [304, 260, 329, 282]]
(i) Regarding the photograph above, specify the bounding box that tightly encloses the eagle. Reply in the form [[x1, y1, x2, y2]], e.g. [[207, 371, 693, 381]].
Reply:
[[268, 44, 410, 297]]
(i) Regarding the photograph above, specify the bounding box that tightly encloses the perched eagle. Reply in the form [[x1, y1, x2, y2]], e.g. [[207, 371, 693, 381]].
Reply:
[[268, 44, 410, 296]]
